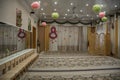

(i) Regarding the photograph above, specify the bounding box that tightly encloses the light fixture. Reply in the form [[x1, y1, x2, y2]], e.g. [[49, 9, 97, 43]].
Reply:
[[54, 1, 58, 5], [91, 17, 93, 20], [96, 15, 99, 17], [67, 9, 70, 12], [115, 5, 117, 8], [80, 10, 83, 12], [87, 14, 89, 17], [70, 3, 73, 6], [41, 8, 43, 10], [65, 14, 67, 16], [86, 4, 89, 6], [42, 13, 45, 15], [63, 17, 66, 19], [54, 9, 56, 11], [101, 5, 103, 7]]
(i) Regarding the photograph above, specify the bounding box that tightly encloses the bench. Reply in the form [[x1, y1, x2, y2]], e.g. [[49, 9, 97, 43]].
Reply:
[[0, 53, 38, 80]]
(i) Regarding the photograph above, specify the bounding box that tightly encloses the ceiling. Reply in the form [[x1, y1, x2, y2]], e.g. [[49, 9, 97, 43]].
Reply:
[[23, 0, 120, 22]]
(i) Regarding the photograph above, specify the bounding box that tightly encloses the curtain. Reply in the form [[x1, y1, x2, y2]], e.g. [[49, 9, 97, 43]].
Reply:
[[57, 26, 88, 52]]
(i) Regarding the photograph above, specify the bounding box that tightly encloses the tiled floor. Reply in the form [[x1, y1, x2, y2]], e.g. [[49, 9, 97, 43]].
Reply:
[[20, 52, 120, 80]]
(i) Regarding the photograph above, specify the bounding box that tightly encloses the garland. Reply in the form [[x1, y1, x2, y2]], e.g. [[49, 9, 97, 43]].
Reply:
[[42, 19, 92, 25]]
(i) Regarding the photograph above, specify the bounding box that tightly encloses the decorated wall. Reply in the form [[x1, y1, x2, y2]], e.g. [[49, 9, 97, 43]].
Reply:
[[49, 24, 88, 52], [49, 25, 58, 51], [0, 0, 37, 31]]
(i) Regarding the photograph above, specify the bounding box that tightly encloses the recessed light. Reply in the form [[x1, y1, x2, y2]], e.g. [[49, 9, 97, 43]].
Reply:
[[43, 13, 45, 15], [86, 4, 89, 6], [44, 16, 46, 18], [87, 14, 89, 16], [54, 2, 58, 5], [96, 15, 99, 17], [91, 17, 93, 20], [80, 10, 83, 12], [41, 8, 43, 11], [54, 9, 56, 11], [101, 4, 104, 7], [65, 14, 67, 16], [104, 11, 106, 14], [115, 5, 117, 8], [67, 9, 70, 12], [64, 17, 66, 19], [70, 3, 73, 6]]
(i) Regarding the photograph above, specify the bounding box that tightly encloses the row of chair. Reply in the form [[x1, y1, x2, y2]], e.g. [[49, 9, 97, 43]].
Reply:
[[0, 49, 38, 80]]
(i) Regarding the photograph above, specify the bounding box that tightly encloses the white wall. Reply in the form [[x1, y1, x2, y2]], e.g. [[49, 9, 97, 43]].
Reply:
[[0, 0, 37, 31]]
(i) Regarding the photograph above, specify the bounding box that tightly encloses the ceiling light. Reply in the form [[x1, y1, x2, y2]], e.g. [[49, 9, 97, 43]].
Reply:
[[41, 8, 43, 11], [54, 1, 58, 5], [44, 16, 46, 18], [104, 11, 106, 14], [43, 13, 45, 15], [86, 4, 89, 6], [54, 9, 56, 11], [38, 1, 41, 3], [87, 14, 89, 17], [67, 9, 70, 12], [91, 17, 93, 20], [101, 4, 104, 7], [70, 3, 73, 6], [65, 14, 67, 16], [63, 17, 66, 19], [80, 10, 83, 12], [96, 15, 99, 17], [115, 5, 117, 8]]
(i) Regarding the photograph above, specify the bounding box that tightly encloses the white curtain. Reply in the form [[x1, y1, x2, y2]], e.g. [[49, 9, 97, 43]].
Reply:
[[57, 26, 88, 52]]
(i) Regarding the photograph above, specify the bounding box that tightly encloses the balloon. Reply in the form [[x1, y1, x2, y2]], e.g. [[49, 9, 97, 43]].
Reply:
[[42, 22, 47, 26], [99, 12, 105, 18], [102, 17, 107, 22], [31, 1, 40, 9], [52, 12, 59, 19], [92, 4, 101, 12]]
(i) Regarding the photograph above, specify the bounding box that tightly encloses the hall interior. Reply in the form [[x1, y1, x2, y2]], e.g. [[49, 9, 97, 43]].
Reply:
[[0, 0, 120, 80]]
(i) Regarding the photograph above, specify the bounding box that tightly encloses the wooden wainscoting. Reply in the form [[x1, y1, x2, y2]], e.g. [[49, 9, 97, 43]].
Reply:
[[88, 27, 111, 56], [38, 25, 50, 52], [32, 27, 36, 48]]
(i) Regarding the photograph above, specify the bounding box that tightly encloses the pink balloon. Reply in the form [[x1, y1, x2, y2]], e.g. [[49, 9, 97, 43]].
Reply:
[[42, 22, 47, 26], [31, 1, 40, 9], [99, 12, 105, 18]]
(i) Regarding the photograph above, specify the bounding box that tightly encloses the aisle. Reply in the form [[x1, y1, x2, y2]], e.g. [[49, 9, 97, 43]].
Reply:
[[20, 52, 120, 80]]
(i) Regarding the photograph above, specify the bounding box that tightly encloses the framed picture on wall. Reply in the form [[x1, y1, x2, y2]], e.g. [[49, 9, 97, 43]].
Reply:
[[16, 8, 22, 27], [28, 18, 31, 31]]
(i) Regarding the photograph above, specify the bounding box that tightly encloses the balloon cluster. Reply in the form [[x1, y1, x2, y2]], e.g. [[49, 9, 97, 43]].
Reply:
[[31, 1, 40, 9], [31, 1, 59, 20], [92, 4, 107, 22], [41, 22, 47, 26], [52, 12, 59, 19]]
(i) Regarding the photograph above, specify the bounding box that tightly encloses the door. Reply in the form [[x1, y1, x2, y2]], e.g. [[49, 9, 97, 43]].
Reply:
[[32, 27, 36, 48]]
